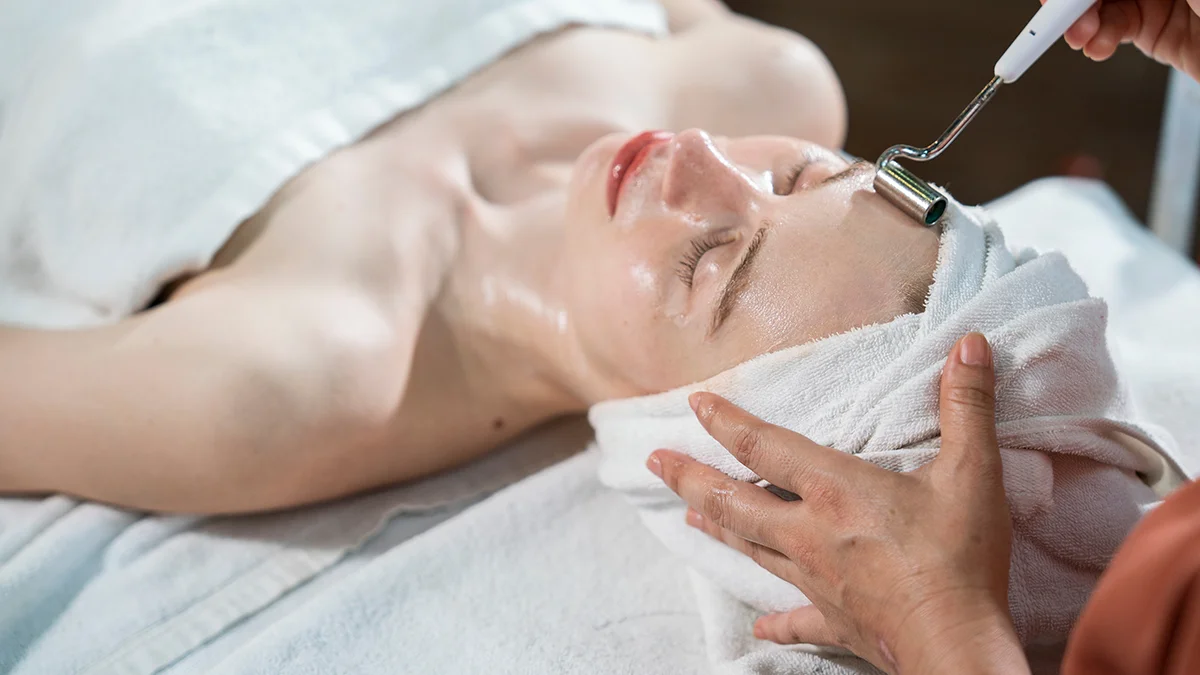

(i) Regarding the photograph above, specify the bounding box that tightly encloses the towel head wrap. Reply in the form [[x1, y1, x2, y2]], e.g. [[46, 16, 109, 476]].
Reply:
[[592, 200, 1181, 654]]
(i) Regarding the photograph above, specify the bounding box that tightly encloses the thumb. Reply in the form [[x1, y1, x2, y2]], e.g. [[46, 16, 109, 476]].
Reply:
[[935, 333, 1001, 473], [754, 606, 838, 646]]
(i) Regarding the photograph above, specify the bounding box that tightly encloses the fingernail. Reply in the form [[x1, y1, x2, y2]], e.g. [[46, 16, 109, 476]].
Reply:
[[753, 621, 765, 639], [688, 392, 704, 415], [959, 332, 991, 367], [686, 508, 704, 528], [646, 453, 663, 478]]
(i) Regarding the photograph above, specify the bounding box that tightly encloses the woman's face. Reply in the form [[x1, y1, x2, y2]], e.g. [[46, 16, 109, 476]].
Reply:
[[559, 129, 941, 400]]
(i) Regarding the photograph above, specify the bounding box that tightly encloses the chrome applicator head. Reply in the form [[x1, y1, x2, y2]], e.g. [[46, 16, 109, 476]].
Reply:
[[874, 161, 948, 226], [873, 76, 1003, 226]]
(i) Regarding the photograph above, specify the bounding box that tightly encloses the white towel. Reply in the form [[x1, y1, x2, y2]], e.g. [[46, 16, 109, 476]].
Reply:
[[0, 0, 666, 328], [990, 177, 1200, 478], [0, 2, 668, 672], [5, 180, 1186, 675], [592, 199, 1184, 656]]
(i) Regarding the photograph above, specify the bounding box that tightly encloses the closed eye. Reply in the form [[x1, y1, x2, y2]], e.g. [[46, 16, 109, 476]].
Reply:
[[676, 231, 736, 288], [708, 226, 768, 337], [777, 162, 810, 196], [777, 159, 866, 195]]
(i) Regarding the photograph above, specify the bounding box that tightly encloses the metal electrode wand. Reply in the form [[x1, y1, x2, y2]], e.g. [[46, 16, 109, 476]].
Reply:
[[873, 0, 1097, 225]]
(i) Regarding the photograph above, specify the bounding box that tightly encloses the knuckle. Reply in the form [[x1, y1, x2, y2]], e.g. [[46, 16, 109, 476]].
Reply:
[[731, 424, 766, 464], [786, 618, 805, 643], [946, 383, 996, 415], [784, 533, 817, 571], [793, 546, 820, 574], [744, 541, 765, 565], [701, 485, 732, 527], [803, 474, 843, 509]]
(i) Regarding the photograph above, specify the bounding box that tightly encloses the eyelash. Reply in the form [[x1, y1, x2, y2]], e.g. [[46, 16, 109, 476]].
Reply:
[[780, 162, 808, 195], [677, 231, 735, 288]]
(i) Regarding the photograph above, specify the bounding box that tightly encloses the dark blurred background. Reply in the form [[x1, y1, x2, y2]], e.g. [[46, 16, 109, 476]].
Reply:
[[725, 1, 1199, 260]]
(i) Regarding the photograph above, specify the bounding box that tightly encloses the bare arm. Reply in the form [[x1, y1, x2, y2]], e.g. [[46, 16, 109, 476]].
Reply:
[[0, 148, 458, 514], [0, 280, 404, 512]]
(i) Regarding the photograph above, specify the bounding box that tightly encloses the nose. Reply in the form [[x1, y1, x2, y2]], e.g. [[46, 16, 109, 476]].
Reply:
[[661, 129, 758, 212]]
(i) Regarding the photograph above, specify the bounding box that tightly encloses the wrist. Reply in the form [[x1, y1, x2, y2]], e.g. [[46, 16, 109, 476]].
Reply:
[[889, 601, 1029, 675]]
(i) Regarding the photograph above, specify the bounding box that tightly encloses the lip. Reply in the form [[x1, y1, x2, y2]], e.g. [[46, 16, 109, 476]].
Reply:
[[607, 131, 674, 217]]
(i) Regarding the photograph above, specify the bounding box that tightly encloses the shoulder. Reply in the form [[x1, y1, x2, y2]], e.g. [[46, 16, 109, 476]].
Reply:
[[194, 124, 465, 301]]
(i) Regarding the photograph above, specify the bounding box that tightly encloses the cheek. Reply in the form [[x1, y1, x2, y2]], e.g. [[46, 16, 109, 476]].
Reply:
[[744, 244, 908, 351], [717, 238, 878, 352], [566, 248, 684, 393], [717, 279, 819, 359]]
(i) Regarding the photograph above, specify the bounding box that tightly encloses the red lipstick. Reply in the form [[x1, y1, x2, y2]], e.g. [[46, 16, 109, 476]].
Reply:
[[607, 130, 673, 217]]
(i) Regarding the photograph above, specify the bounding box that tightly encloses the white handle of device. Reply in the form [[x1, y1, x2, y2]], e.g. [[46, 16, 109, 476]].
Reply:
[[994, 0, 1096, 82]]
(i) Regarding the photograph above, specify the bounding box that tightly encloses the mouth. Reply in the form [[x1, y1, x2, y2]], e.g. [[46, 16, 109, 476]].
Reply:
[[607, 130, 674, 218]]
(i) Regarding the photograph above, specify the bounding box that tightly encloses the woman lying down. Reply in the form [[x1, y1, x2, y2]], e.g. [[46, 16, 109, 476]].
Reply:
[[0, 0, 1181, 662]]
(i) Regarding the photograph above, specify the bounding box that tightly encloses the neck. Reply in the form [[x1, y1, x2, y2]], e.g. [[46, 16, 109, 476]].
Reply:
[[434, 187, 595, 424]]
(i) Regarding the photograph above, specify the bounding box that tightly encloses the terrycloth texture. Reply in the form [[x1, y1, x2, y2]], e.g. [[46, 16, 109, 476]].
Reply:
[[190, 449, 714, 675], [1, 416, 589, 675], [0, 0, 665, 328], [169, 179, 1200, 675], [989, 178, 1200, 479], [0, 2, 666, 672], [592, 199, 1183, 660], [1, 180, 1192, 675], [176, 179, 1196, 675]]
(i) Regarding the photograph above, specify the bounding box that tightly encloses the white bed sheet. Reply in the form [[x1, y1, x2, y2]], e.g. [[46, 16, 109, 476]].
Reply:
[[6, 177, 1199, 675], [187, 178, 1200, 674]]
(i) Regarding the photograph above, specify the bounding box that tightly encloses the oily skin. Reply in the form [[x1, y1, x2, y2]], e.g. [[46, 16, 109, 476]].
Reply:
[[526, 129, 943, 401], [0, 8, 933, 512]]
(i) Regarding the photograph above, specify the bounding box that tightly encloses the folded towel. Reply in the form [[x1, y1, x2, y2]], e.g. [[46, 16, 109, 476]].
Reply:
[[989, 177, 1200, 478], [0, 1, 668, 671], [592, 199, 1183, 653], [0, 0, 666, 328]]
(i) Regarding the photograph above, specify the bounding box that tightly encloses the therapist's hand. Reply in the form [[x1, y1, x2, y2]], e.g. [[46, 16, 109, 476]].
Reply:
[[1056, 0, 1200, 83], [648, 334, 1030, 675]]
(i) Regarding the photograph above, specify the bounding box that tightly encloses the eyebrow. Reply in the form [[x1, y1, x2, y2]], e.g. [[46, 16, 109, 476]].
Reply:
[[702, 162, 867, 338], [819, 160, 873, 187], [708, 226, 769, 338]]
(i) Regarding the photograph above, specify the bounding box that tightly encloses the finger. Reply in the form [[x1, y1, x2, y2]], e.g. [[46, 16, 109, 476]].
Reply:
[[754, 607, 840, 646], [688, 392, 864, 501], [686, 508, 803, 582], [650, 449, 793, 551], [1084, 1, 1136, 60], [935, 334, 1001, 476], [1065, 3, 1102, 50]]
